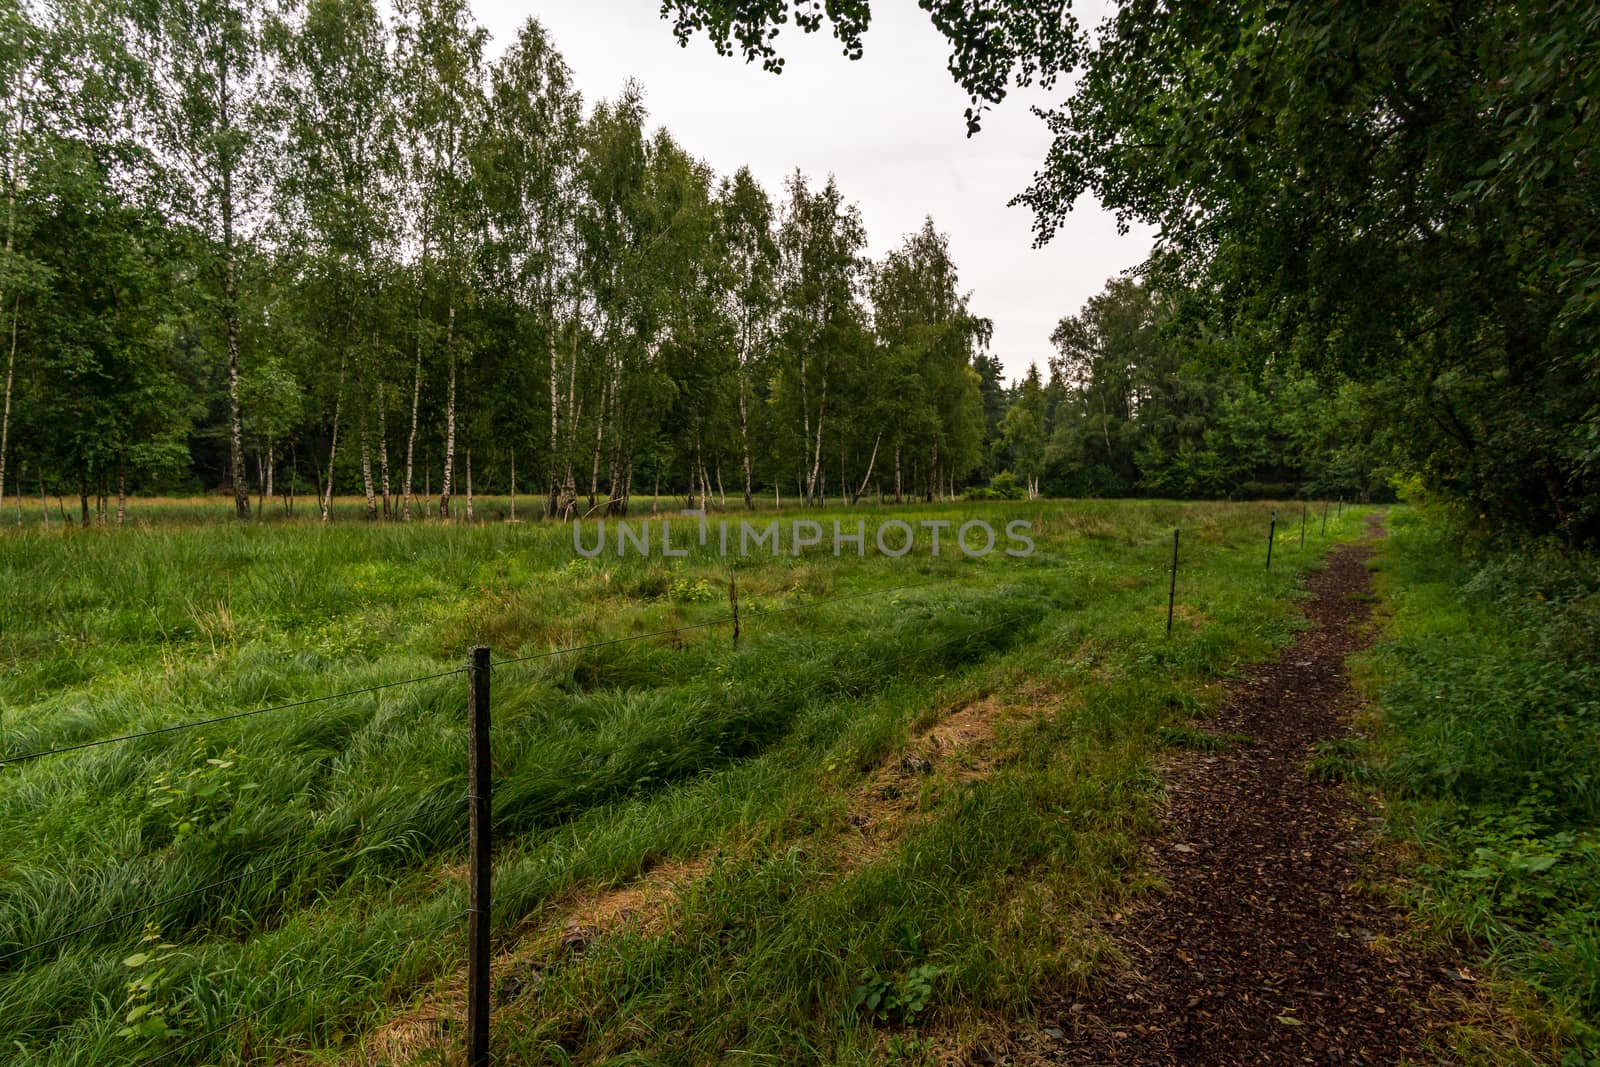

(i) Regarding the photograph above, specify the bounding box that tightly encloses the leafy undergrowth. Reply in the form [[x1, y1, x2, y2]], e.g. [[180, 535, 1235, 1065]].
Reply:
[[1353, 509, 1600, 1064], [0, 498, 1364, 1064]]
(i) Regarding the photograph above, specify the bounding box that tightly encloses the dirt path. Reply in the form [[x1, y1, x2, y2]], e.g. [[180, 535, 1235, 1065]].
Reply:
[[1041, 518, 1455, 1065]]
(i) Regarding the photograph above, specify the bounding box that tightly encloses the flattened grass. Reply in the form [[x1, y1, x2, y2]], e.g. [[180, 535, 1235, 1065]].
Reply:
[[0, 498, 1363, 1064]]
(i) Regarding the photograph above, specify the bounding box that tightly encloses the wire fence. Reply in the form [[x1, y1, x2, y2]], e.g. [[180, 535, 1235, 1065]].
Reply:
[[0, 505, 1351, 1064], [486, 574, 947, 669], [0, 668, 468, 768], [129, 906, 473, 1067], [0, 795, 468, 967], [0, 572, 1025, 1066]]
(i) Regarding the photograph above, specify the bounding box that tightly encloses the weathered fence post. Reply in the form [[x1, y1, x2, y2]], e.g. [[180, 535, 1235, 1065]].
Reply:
[[1166, 528, 1180, 636], [1266, 511, 1277, 571], [730, 574, 740, 648], [1300, 504, 1307, 548], [467, 646, 492, 1067]]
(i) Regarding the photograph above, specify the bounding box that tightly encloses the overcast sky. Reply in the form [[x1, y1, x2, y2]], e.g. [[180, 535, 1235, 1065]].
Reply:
[[473, 0, 1154, 384]]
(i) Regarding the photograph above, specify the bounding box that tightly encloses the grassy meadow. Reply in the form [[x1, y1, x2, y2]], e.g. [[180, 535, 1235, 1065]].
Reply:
[[0, 497, 1365, 1064]]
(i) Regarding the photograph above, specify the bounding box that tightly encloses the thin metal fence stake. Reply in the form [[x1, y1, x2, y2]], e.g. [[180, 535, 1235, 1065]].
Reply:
[[467, 646, 492, 1067], [1166, 528, 1179, 636]]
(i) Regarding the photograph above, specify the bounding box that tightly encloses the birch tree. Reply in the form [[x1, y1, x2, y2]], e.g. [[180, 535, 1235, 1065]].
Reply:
[[774, 172, 866, 506], [717, 166, 776, 509], [575, 85, 648, 513], [480, 17, 582, 519], [651, 136, 732, 514], [137, 0, 274, 518], [275, 0, 400, 521], [395, 0, 485, 520], [1000, 363, 1046, 498]]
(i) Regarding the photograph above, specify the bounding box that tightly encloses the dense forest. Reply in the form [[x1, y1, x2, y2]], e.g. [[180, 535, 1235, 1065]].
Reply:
[[0, 0, 1400, 526]]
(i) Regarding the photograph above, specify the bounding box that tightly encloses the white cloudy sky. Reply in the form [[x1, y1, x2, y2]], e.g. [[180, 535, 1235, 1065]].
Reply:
[[473, 0, 1154, 383]]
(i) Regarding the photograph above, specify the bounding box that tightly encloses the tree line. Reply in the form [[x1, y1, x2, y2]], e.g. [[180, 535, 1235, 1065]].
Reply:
[[0, 0, 1403, 527], [660, 0, 1600, 546], [1, 0, 1004, 524], [992, 277, 1388, 504]]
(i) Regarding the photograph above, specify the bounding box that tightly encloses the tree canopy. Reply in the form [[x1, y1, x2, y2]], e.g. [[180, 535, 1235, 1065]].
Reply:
[[661, 0, 1600, 542], [5, 0, 1570, 528]]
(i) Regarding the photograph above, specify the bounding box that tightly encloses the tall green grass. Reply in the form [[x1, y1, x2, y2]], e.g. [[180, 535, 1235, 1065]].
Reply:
[[1355, 509, 1600, 1062], [0, 499, 1362, 1064]]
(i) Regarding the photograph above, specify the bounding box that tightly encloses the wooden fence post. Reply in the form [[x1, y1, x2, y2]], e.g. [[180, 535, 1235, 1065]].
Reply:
[[1167, 528, 1180, 636], [467, 646, 492, 1067], [1267, 512, 1277, 571]]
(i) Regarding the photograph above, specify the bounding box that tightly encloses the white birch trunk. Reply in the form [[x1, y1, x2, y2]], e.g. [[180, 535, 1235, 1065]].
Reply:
[[321, 368, 345, 523], [377, 389, 390, 519], [439, 303, 457, 518], [738, 362, 753, 509], [588, 369, 609, 509], [560, 311, 580, 518], [805, 375, 827, 505], [402, 340, 422, 520], [219, 54, 249, 521], [547, 316, 560, 518], [0, 295, 15, 515], [360, 409, 377, 520], [855, 433, 881, 504], [0, 153, 16, 513]]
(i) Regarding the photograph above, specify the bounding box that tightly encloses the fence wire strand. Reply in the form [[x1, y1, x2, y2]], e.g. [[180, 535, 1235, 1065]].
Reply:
[[7, 578, 947, 769], [496, 609, 1027, 793], [0, 795, 468, 966], [131, 907, 470, 1067], [478, 610, 1030, 955], [0, 668, 467, 768], [8, 608, 1021, 969], [10, 566, 1037, 1062], [488, 576, 949, 669]]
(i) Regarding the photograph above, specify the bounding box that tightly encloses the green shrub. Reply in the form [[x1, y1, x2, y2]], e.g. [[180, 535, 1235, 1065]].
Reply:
[[852, 964, 944, 1025], [988, 471, 1024, 499]]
